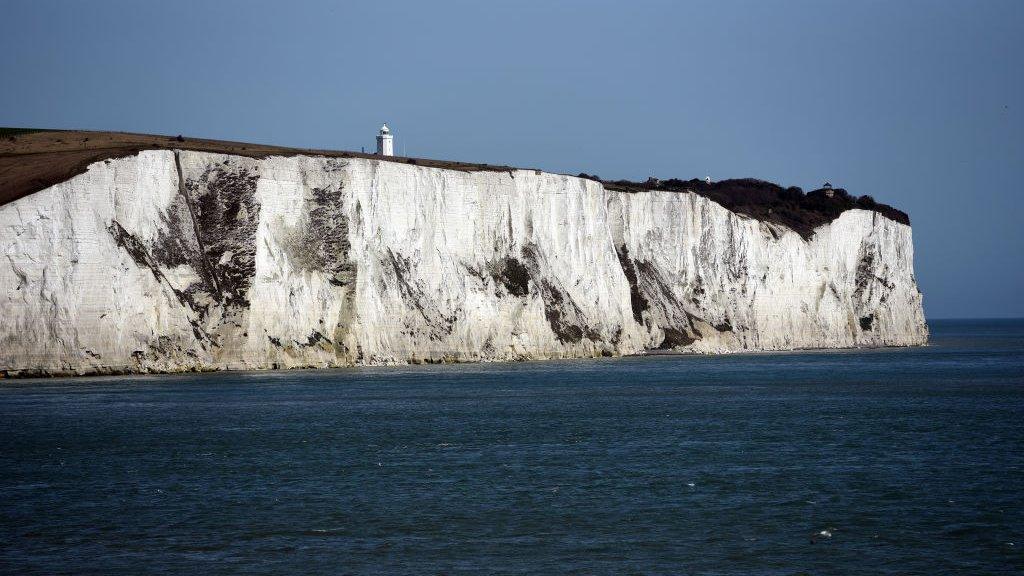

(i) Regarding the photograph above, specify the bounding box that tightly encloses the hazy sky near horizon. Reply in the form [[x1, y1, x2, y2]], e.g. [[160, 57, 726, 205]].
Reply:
[[2, 0, 1021, 318]]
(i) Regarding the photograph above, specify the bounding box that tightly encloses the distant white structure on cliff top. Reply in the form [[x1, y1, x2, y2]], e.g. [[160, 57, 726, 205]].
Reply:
[[376, 123, 394, 156]]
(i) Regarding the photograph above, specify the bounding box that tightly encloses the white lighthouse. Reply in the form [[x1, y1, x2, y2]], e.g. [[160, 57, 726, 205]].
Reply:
[[376, 123, 394, 156]]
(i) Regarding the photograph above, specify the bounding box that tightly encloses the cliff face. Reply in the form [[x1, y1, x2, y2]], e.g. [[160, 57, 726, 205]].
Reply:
[[0, 151, 927, 376], [608, 192, 926, 353]]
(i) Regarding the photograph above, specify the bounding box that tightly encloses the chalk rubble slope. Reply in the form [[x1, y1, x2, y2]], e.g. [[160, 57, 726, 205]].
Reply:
[[0, 151, 927, 376]]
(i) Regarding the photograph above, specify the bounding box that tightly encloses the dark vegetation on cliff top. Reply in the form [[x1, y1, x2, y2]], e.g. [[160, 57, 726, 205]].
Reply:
[[1, 128, 908, 236], [585, 174, 909, 238]]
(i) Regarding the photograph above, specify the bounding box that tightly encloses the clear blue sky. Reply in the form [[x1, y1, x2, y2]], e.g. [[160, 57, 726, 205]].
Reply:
[[2, 0, 1021, 319]]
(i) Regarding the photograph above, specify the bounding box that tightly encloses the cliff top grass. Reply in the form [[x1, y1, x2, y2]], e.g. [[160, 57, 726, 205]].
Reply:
[[1, 128, 908, 237]]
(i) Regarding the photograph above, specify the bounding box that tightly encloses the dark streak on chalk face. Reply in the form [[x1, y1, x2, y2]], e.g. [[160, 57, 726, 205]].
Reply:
[[185, 158, 261, 307]]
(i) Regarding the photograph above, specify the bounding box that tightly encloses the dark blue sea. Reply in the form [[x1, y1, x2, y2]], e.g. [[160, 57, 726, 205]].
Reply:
[[2, 320, 1022, 575]]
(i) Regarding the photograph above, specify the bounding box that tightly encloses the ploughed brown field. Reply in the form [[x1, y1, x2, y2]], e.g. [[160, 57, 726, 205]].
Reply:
[[0, 128, 907, 238]]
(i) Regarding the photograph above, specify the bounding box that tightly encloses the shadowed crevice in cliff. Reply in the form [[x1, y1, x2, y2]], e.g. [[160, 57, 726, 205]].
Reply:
[[854, 244, 896, 299], [386, 249, 457, 338], [129, 335, 201, 367], [851, 243, 896, 336], [305, 330, 331, 346], [182, 156, 260, 307], [517, 244, 600, 344], [488, 256, 531, 297], [288, 182, 356, 287], [108, 221, 160, 278], [538, 280, 602, 344], [657, 327, 697, 349], [615, 245, 650, 323], [147, 197, 198, 270], [106, 221, 207, 342], [266, 331, 334, 352], [616, 252, 718, 350], [853, 247, 877, 307], [653, 312, 733, 350], [860, 314, 875, 331], [272, 176, 358, 358], [634, 259, 684, 317], [174, 151, 221, 298]]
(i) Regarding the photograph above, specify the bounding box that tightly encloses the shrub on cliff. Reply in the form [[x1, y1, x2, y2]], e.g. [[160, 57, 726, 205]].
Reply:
[[603, 177, 909, 237], [857, 195, 877, 209]]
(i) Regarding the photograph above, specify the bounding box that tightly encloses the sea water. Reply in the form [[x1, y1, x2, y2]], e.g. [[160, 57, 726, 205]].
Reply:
[[1, 319, 1022, 575]]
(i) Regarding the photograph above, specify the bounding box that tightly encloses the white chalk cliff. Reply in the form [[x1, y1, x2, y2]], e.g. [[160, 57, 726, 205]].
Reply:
[[0, 150, 927, 376]]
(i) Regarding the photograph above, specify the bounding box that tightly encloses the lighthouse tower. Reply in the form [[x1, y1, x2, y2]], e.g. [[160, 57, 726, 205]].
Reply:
[[376, 123, 394, 156]]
